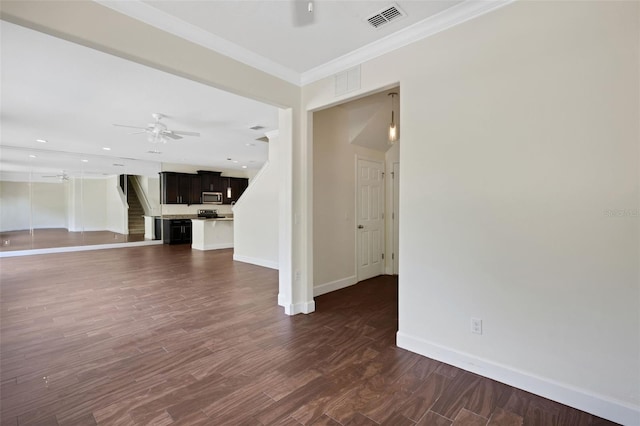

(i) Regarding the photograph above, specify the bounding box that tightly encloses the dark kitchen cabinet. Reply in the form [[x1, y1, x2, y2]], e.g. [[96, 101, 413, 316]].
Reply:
[[190, 175, 203, 205], [198, 171, 224, 193], [163, 219, 192, 244], [161, 172, 179, 204], [223, 177, 249, 204], [160, 172, 201, 205], [161, 171, 247, 205]]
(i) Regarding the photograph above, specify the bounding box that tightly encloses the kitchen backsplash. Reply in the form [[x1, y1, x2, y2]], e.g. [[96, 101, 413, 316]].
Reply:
[[161, 204, 234, 216]]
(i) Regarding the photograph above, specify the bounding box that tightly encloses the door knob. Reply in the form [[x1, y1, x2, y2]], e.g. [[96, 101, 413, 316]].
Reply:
[[357, 225, 364, 229]]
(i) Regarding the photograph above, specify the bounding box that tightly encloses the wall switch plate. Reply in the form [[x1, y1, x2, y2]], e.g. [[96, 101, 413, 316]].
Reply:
[[294, 270, 301, 281], [471, 318, 483, 335]]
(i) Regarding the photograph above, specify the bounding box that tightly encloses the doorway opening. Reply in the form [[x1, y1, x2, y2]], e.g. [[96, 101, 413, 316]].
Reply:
[[312, 86, 400, 297]]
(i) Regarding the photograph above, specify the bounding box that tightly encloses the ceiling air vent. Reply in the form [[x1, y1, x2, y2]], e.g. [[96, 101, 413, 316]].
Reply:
[[366, 4, 406, 29]]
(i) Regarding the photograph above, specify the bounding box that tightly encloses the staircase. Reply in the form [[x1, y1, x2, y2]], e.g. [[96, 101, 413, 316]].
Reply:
[[127, 176, 145, 235]]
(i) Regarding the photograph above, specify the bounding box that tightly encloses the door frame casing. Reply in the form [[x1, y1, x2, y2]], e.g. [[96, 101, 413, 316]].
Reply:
[[392, 161, 400, 275]]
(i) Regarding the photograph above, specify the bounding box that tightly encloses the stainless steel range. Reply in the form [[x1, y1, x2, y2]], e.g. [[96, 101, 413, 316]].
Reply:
[[197, 209, 223, 219]]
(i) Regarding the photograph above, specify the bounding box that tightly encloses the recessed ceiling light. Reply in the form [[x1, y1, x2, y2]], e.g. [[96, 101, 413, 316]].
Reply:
[[29, 154, 37, 158], [102, 147, 111, 151], [112, 163, 124, 167], [232, 160, 239, 163], [249, 125, 265, 131], [36, 139, 47, 143], [241, 165, 248, 169], [81, 159, 88, 163], [246, 143, 255, 147]]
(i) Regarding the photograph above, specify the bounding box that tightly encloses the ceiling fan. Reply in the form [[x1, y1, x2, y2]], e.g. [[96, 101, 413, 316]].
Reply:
[[42, 171, 69, 181], [113, 113, 200, 143]]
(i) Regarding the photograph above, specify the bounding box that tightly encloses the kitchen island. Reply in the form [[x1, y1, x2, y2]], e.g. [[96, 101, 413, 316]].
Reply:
[[190, 217, 234, 251]]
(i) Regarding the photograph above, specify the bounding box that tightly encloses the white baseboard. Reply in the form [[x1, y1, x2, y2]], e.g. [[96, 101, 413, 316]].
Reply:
[[233, 254, 278, 269], [314, 275, 357, 296], [278, 294, 315, 316], [192, 242, 234, 251], [0, 240, 162, 258], [396, 331, 640, 426]]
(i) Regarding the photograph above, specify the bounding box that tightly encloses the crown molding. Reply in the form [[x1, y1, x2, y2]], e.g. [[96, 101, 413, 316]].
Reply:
[[94, 0, 302, 85], [300, 0, 515, 85], [94, 0, 514, 88]]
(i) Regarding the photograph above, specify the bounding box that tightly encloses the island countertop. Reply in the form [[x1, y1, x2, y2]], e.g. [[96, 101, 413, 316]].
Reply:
[[191, 217, 233, 221]]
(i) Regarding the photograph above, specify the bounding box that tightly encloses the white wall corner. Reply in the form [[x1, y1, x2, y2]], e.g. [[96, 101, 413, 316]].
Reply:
[[396, 331, 640, 426], [314, 275, 358, 297]]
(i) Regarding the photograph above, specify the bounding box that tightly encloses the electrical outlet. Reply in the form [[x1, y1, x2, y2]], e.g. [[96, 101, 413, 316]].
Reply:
[[471, 318, 483, 335], [294, 270, 301, 281], [3, 240, 9, 246]]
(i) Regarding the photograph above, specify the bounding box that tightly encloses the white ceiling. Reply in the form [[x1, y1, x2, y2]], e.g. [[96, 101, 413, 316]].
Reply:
[[98, 0, 509, 85], [0, 0, 508, 182]]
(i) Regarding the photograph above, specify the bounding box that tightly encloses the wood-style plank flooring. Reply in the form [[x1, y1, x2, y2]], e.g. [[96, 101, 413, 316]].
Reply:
[[0, 246, 619, 425], [0, 229, 146, 252]]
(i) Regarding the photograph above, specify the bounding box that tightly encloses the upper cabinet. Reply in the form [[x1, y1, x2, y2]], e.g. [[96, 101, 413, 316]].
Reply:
[[228, 177, 248, 204], [160, 172, 191, 204], [199, 171, 224, 193], [190, 174, 203, 205], [160, 171, 248, 205]]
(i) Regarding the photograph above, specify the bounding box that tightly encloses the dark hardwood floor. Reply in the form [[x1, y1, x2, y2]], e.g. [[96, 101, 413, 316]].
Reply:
[[0, 246, 618, 425]]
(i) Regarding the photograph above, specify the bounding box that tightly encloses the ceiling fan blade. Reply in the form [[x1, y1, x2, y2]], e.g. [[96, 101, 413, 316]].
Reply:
[[161, 131, 183, 140], [129, 131, 147, 135], [113, 124, 147, 130], [171, 130, 200, 137]]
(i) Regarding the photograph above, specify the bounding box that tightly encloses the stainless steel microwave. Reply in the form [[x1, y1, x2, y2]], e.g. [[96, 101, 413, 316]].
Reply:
[[202, 192, 223, 204]]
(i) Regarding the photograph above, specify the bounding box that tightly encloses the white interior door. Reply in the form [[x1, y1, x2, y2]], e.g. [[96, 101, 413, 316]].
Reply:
[[357, 158, 384, 281], [393, 162, 400, 275]]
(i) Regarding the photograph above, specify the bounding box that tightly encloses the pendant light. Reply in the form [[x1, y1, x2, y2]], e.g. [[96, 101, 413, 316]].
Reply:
[[226, 177, 232, 199], [388, 92, 398, 143]]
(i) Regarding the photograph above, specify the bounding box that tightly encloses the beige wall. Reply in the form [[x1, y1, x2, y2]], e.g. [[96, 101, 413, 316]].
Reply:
[[68, 178, 109, 232], [0, 181, 68, 231], [305, 1, 639, 423], [0, 178, 130, 234]]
